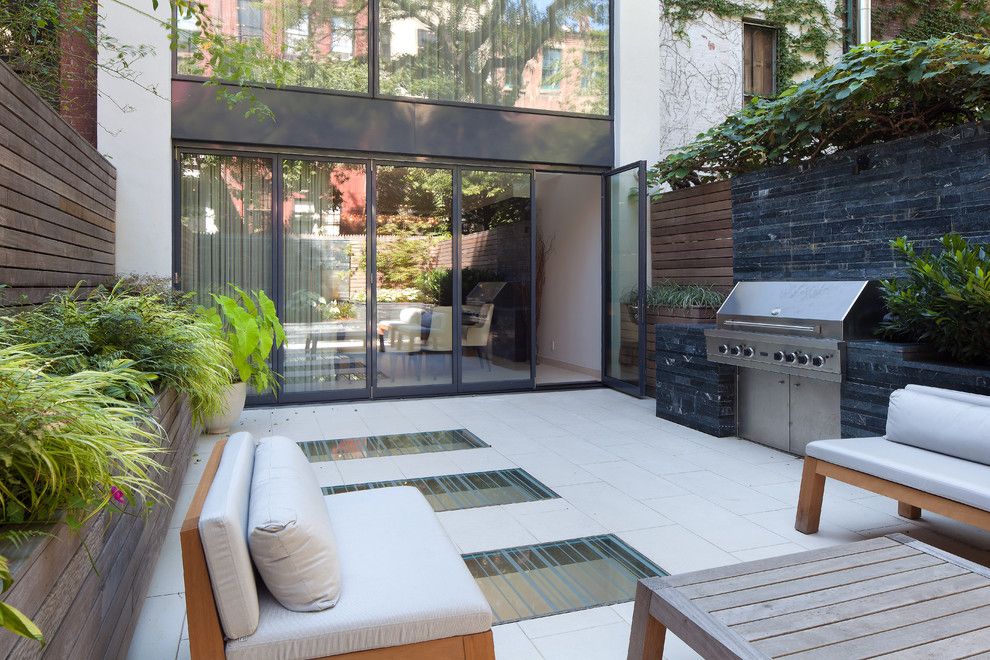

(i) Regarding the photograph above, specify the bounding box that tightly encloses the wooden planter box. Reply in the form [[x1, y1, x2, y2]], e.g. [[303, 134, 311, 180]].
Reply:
[[0, 390, 198, 659]]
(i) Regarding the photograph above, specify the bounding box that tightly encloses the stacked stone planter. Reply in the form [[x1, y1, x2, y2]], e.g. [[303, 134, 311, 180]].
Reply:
[[0, 390, 198, 659], [646, 308, 716, 396], [655, 324, 735, 437], [842, 342, 990, 437]]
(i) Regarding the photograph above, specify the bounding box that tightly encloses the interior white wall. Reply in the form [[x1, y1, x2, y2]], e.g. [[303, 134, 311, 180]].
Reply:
[[535, 173, 602, 375], [98, 0, 173, 278], [614, 0, 663, 166]]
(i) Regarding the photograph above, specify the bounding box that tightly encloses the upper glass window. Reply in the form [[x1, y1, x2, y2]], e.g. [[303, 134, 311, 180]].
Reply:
[[378, 0, 609, 115], [177, 0, 370, 94]]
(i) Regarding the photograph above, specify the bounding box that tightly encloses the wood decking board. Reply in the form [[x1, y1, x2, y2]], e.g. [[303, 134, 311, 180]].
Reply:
[[628, 535, 990, 660]]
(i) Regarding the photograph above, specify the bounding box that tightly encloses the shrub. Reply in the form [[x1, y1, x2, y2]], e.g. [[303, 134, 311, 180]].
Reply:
[[624, 281, 726, 311], [649, 35, 990, 191], [0, 282, 231, 423], [880, 234, 990, 364]]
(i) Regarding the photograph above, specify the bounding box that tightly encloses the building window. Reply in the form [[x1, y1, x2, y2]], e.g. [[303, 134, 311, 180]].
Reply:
[[237, 0, 263, 40], [743, 23, 776, 104], [581, 51, 606, 90], [332, 17, 355, 59], [540, 48, 562, 91]]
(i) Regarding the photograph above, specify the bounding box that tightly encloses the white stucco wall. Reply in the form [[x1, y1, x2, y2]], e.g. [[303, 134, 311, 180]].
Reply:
[[614, 0, 663, 166], [535, 173, 602, 375], [98, 0, 173, 278]]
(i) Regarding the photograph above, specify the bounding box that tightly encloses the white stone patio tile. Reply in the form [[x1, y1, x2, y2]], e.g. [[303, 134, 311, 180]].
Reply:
[[556, 482, 674, 532], [684, 451, 798, 487], [663, 470, 790, 515], [230, 408, 274, 435], [513, 504, 606, 543], [731, 542, 810, 562], [146, 531, 184, 597], [391, 451, 462, 479], [664, 633, 705, 660], [606, 444, 703, 475], [481, 433, 543, 456], [175, 639, 190, 660], [584, 461, 686, 501], [445, 447, 518, 473], [492, 623, 544, 659], [611, 601, 635, 624], [335, 456, 404, 484], [743, 508, 864, 550], [519, 606, 623, 639], [127, 594, 185, 660], [167, 481, 198, 530], [618, 525, 738, 575], [538, 436, 620, 465], [510, 451, 599, 488], [532, 621, 631, 660], [818, 496, 912, 533], [310, 461, 344, 487], [644, 494, 789, 552], [437, 506, 537, 553]]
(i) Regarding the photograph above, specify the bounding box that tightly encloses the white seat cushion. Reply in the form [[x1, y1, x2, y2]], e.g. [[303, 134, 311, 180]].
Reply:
[[807, 437, 990, 511], [198, 432, 259, 640], [226, 487, 493, 660], [248, 436, 342, 612], [905, 384, 990, 408], [886, 388, 990, 465]]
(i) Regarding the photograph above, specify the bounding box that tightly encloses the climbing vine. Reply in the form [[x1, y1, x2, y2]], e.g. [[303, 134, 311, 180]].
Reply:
[[872, 0, 989, 41], [662, 0, 841, 91]]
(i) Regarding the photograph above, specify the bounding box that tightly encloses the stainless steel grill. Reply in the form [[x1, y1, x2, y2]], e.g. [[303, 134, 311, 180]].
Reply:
[[705, 281, 884, 455]]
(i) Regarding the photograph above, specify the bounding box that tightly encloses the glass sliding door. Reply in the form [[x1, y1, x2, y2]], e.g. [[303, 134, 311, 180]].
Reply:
[[178, 153, 274, 305], [459, 170, 533, 388], [603, 162, 647, 397], [281, 159, 369, 396], [373, 165, 454, 391]]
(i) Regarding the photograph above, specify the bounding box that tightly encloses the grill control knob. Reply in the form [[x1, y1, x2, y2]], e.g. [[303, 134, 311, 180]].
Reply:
[[773, 351, 785, 361], [742, 347, 755, 358], [797, 354, 810, 365], [784, 352, 797, 363], [730, 346, 742, 356], [718, 344, 729, 354], [812, 355, 826, 367]]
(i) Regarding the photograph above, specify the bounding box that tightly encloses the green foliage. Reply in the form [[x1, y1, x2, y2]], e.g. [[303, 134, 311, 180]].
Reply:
[[374, 235, 440, 289], [0, 346, 166, 525], [200, 287, 285, 394], [0, 552, 43, 645], [661, 0, 839, 92], [642, 281, 726, 310], [872, 0, 989, 41], [880, 234, 990, 365], [414, 267, 501, 305], [649, 35, 990, 190], [0, 283, 231, 424]]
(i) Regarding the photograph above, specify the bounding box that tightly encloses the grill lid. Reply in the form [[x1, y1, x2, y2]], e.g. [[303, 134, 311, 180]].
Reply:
[[715, 280, 883, 340]]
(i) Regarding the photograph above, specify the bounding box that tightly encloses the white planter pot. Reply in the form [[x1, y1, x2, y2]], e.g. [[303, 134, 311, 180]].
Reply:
[[204, 381, 248, 434]]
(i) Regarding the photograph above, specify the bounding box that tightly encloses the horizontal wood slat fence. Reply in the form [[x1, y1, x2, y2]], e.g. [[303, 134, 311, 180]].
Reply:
[[651, 180, 733, 290], [0, 390, 197, 660], [0, 60, 116, 308]]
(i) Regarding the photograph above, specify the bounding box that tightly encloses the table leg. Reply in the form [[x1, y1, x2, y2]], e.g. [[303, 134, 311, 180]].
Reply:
[[627, 581, 666, 660]]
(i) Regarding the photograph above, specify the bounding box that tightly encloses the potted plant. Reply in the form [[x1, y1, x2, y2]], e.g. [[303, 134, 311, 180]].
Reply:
[[199, 287, 285, 433]]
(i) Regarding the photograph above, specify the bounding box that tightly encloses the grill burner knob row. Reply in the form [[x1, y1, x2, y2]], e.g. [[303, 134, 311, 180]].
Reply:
[[812, 355, 826, 367], [730, 346, 741, 356], [718, 345, 729, 354], [773, 351, 785, 361], [784, 352, 797, 363], [742, 347, 755, 358], [797, 354, 810, 365]]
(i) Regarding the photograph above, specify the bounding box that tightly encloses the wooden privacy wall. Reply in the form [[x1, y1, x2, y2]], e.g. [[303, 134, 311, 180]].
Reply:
[[650, 180, 733, 290], [0, 390, 197, 660], [0, 61, 116, 307]]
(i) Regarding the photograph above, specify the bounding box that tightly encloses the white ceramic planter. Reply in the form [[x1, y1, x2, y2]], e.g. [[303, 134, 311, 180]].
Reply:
[[204, 381, 248, 434]]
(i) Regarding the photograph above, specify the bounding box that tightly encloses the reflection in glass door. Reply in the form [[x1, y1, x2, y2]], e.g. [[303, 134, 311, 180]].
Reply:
[[603, 162, 647, 396], [281, 159, 369, 396], [373, 165, 454, 391], [460, 170, 533, 388]]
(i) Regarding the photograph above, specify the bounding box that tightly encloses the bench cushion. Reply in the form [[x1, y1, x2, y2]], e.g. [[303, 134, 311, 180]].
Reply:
[[248, 436, 342, 612], [905, 384, 990, 408], [226, 486, 493, 660], [807, 436, 990, 512], [198, 432, 259, 640], [886, 388, 990, 465]]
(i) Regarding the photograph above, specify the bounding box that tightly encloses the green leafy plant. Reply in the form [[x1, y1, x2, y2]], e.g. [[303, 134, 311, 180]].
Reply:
[[0, 282, 232, 424], [0, 551, 43, 645], [200, 287, 285, 394], [642, 281, 726, 310], [649, 35, 990, 191], [880, 233, 990, 364]]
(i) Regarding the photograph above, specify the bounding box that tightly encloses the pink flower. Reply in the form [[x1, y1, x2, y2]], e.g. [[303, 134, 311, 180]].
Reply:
[[110, 486, 126, 505]]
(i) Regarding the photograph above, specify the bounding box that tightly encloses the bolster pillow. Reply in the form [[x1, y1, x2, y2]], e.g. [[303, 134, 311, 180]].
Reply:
[[886, 388, 990, 466]]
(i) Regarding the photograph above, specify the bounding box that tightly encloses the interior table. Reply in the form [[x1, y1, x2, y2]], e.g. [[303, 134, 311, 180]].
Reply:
[[627, 533, 990, 659]]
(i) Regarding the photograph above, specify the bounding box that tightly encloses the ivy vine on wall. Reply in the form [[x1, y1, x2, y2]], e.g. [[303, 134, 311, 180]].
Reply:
[[662, 0, 842, 91], [872, 0, 989, 40]]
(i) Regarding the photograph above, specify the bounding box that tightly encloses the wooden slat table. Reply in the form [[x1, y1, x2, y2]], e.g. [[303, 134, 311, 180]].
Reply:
[[627, 534, 990, 659]]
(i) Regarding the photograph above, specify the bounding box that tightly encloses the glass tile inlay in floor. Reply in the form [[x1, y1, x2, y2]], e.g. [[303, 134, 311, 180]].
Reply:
[[322, 469, 559, 512], [297, 429, 489, 461], [463, 535, 667, 624]]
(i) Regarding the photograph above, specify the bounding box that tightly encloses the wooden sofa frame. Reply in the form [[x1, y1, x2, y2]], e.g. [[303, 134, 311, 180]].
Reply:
[[795, 456, 990, 534], [180, 439, 495, 660]]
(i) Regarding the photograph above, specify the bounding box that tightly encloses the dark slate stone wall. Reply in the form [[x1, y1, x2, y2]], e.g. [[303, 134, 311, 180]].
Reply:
[[732, 121, 990, 281], [655, 324, 736, 437], [842, 341, 990, 437]]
